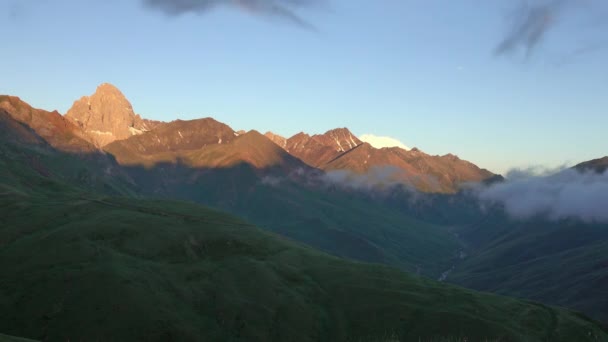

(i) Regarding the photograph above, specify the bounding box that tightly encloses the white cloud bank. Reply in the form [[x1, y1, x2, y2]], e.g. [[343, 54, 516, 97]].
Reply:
[[477, 169, 608, 223], [359, 134, 409, 150]]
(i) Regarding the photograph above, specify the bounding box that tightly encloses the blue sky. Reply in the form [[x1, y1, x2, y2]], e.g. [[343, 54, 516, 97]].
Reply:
[[2, 0, 607, 173]]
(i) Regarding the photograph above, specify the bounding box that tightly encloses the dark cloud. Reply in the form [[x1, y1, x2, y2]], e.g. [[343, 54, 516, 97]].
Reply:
[[495, 0, 570, 57], [477, 168, 608, 223], [141, 0, 326, 30], [495, 0, 608, 59]]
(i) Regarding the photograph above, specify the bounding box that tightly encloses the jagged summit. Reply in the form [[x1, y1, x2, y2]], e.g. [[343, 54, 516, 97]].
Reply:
[[318, 127, 362, 152], [264, 131, 288, 149], [270, 127, 363, 167], [65, 83, 158, 147]]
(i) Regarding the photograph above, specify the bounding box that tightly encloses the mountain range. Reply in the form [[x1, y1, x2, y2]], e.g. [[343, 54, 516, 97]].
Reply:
[[1, 84, 608, 340], [9, 83, 495, 194]]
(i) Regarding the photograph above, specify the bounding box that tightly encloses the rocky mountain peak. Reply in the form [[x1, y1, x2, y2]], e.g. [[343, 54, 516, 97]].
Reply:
[[264, 131, 287, 149], [65, 83, 156, 147], [320, 128, 362, 152]]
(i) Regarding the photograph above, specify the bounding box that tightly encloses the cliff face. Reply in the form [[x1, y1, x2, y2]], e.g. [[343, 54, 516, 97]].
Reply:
[[65, 83, 159, 147]]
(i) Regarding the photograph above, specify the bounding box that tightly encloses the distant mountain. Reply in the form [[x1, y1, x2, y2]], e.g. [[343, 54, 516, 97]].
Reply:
[[264, 131, 287, 149], [104, 118, 237, 166], [106, 119, 307, 172], [279, 128, 362, 168], [575, 156, 608, 174], [8, 82, 492, 194], [266, 128, 494, 193], [330, 144, 494, 193], [65, 83, 160, 147], [67, 83, 493, 193]]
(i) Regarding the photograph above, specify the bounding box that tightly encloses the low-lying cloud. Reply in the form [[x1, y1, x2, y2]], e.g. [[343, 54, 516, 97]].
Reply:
[[142, 0, 326, 29], [359, 134, 409, 150], [322, 166, 407, 190], [259, 165, 431, 192], [477, 168, 608, 223]]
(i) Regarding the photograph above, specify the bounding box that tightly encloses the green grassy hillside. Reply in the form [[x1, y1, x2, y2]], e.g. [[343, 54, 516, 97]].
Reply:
[[121, 162, 462, 278], [1, 143, 607, 341], [0, 333, 37, 342], [448, 219, 608, 323]]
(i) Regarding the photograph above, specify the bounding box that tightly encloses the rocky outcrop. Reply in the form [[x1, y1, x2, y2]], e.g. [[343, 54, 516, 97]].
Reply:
[[65, 83, 159, 147]]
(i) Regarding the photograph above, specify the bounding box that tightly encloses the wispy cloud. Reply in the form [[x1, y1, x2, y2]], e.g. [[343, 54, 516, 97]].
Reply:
[[141, 0, 326, 30], [495, 0, 607, 59], [495, 0, 569, 57]]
